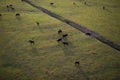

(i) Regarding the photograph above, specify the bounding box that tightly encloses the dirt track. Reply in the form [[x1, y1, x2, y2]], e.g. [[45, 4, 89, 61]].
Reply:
[[23, 0, 120, 51]]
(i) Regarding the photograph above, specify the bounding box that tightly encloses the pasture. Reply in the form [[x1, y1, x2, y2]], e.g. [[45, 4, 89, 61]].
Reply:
[[0, 0, 120, 80]]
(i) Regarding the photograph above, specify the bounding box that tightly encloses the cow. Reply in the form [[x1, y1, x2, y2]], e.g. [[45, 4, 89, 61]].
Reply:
[[58, 29, 62, 34], [103, 6, 106, 10], [62, 42, 68, 46], [28, 40, 35, 45], [11, 7, 15, 10], [16, 13, 20, 16], [36, 21, 39, 26], [9, 4, 13, 7], [62, 34, 68, 38], [50, 3, 54, 5], [73, 2, 76, 5], [0, 14, 2, 16], [75, 61, 80, 67], [57, 38, 62, 43], [65, 20, 69, 24], [84, 2, 86, 5], [85, 33, 91, 36], [7, 5, 9, 8]]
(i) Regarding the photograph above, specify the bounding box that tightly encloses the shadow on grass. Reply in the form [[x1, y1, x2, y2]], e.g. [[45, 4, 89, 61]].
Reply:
[[104, 8, 112, 13], [16, 16, 21, 21], [31, 47, 40, 55], [0, 16, 3, 21], [60, 38, 75, 56], [51, 5, 56, 8], [36, 25, 44, 32], [76, 65, 90, 80]]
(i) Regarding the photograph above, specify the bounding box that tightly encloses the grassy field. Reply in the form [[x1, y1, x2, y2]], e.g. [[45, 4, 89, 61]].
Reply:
[[0, 0, 120, 80]]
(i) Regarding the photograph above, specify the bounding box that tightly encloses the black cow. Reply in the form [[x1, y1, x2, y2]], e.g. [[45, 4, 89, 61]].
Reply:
[[9, 4, 13, 7], [58, 29, 62, 34], [62, 34, 68, 38], [36, 22, 39, 26], [84, 2, 86, 5], [65, 20, 69, 24], [11, 7, 15, 10], [85, 33, 91, 36], [57, 38, 62, 42], [28, 40, 35, 45], [7, 5, 9, 8], [75, 61, 80, 67], [73, 2, 75, 5], [103, 6, 106, 10], [50, 3, 54, 5], [62, 42, 68, 46], [16, 13, 20, 16], [0, 14, 2, 16]]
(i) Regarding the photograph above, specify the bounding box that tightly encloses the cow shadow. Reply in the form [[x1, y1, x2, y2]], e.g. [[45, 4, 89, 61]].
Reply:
[[76, 65, 90, 80], [16, 16, 21, 20], [34, 25, 44, 32], [0, 16, 2, 20], [104, 8, 112, 13], [60, 38, 75, 56], [31, 47, 39, 55]]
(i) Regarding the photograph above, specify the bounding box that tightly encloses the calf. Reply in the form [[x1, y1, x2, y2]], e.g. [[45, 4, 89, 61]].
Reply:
[[62, 42, 68, 46], [58, 29, 62, 34], [57, 38, 62, 43], [28, 40, 35, 45], [62, 34, 68, 38]]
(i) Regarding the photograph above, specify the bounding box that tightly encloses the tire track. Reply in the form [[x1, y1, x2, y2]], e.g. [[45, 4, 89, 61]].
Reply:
[[22, 0, 120, 51]]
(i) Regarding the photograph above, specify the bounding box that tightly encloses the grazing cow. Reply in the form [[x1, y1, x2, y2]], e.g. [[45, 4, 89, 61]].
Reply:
[[57, 38, 62, 43], [65, 20, 69, 24], [75, 61, 80, 67], [9, 4, 13, 7], [84, 2, 86, 5], [50, 3, 54, 5], [16, 13, 20, 16], [85, 33, 91, 36], [36, 22, 39, 26], [62, 34, 68, 38], [73, 2, 75, 5], [7, 5, 9, 8], [62, 42, 68, 46], [58, 29, 62, 34], [0, 14, 1, 16], [28, 40, 35, 45], [103, 6, 105, 10], [11, 7, 15, 10]]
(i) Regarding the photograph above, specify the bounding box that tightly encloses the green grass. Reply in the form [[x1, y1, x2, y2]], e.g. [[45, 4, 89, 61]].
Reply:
[[30, 0, 120, 44], [0, 0, 120, 80]]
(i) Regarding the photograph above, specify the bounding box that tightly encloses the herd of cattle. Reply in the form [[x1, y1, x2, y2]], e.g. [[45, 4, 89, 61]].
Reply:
[[0, 0, 107, 17], [0, 0, 108, 68]]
